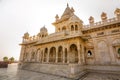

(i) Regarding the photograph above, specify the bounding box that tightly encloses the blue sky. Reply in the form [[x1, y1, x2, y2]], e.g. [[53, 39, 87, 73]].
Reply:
[[0, 0, 120, 60]]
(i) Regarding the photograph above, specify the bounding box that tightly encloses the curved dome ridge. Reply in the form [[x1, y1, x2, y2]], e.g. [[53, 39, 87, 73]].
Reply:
[[40, 26, 48, 32]]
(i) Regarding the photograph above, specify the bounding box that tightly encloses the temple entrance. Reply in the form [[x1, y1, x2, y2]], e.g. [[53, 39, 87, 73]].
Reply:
[[69, 44, 78, 63]]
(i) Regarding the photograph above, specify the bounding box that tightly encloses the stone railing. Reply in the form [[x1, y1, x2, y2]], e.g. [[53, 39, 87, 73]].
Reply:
[[23, 30, 82, 44], [83, 17, 120, 30], [37, 31, 82, 44], [23, 35, 39, 43]]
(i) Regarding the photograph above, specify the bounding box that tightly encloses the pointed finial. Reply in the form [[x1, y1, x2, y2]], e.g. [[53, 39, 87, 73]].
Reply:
[[67, 3, 69, 7], [55, 14, 59, 18], [43, 25, 45, 28]]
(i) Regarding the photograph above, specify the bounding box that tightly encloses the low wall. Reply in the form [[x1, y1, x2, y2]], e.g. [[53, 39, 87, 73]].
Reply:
[[18, 62, 85, 79], [18, 62, 120, 79]]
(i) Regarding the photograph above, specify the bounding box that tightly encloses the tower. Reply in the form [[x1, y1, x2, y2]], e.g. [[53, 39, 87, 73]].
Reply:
[[52, 4, 83, 32]]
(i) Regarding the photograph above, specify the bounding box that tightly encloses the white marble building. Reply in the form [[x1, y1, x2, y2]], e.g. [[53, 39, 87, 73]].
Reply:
[[19, 4, 120, 79]]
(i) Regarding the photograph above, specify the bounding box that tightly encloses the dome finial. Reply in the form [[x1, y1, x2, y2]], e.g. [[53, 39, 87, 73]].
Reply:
[[67, 3, 69, 7]]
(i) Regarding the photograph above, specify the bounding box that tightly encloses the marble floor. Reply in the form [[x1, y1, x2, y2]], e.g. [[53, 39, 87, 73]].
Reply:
[[0, 63, 120, 80]]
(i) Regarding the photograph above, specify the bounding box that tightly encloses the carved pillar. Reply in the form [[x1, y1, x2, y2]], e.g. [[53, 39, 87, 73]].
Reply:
[[67, 46, 70, 63], [56, 47, 58, 63], [47, 48, 50, 63], [39, 50, 42, 63], [42, 49, 44, 63], [38, 50, 40, 62], [81, 45, 85, 64], [63, 47, 65, 63], [77, 44, 81, 64], [29, 51, 32, 62]]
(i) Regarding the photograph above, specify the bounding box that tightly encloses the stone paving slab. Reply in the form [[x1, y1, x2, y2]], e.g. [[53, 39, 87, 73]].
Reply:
[[80, 72, 120, 80], [1, 64, 120, 80], [0, 64, 72, 80]]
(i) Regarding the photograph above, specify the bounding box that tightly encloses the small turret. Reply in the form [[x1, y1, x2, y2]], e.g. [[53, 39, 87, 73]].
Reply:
[[114, 8, 120, 19], [37, 26, 48, 38], [55, 14, 59, 21], [40, 26, 48, 33], [101, 12, 107, 21], [89, 16, 94, 25], [23, 32, 29, 39], [22, 32, 29, 42]]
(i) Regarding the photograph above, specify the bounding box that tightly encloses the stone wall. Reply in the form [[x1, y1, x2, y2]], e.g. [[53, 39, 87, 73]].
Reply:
[[19, 62, 87, 79]]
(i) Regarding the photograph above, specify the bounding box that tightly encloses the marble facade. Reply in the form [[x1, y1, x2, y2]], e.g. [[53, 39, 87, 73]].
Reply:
[[19, 4, 120, 79]]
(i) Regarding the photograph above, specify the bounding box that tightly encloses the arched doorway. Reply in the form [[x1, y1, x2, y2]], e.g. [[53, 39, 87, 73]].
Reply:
[[62, 26, 66, 31], [70, 44, 78, 63], [50, 47, 56, 62], [65, 48, 67, 63], [58, 46, 63, 62], [71, 25, 74, 31], [31, 51, 36, 61]]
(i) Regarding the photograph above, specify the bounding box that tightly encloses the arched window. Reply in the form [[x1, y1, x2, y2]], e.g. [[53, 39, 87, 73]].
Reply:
[[118, 48, 120, 55], [71, 25, 74, 31], [42, 35, 44, 37], [87, 50, 92, 56], [62, 26, 66, 31], [58, 28, 60, 32], [75, 25, 78, 31]]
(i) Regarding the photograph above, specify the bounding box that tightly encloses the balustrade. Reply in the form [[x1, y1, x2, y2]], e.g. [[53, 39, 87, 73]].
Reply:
[[83, 17, 119, 30]]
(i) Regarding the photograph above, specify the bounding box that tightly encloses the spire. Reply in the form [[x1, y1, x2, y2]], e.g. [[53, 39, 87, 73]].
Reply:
[[55, 14, 59, 21], [67, 3, 69, 7], [61, 3, 73, 18]]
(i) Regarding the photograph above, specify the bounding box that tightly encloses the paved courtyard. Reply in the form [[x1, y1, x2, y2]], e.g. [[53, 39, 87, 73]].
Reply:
[[0, 63, 72, 80], [80, 73, 120, 80], [0, 63, 120, 80]]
